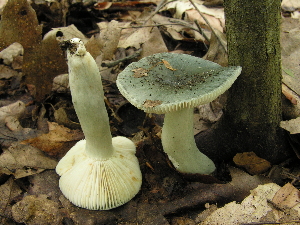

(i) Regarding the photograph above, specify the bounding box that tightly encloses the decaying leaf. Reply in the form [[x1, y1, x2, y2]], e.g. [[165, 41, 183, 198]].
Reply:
[[0, 143, 57, 178], [280, 117, 300, 134], [53, 108, 81, 130], [143, 100, 163, 108], [162, 59, 177, 71], [118, 9, 168, 57], [96, 20, 121, 61], [282, 83, 299, 105], [52, 73, 69, 93], [132, 67, 148, 78], [0, 0, 69, 101], [22, 121, 84, 157], [0, 178, 22, 218], [0, 101, 25, 121], [0, 101, 44, 146], [12, 194, 63, 225], [201, 183, 281, 225], [160, 1, 225, 32], [203, 29, 228, 66], [200, 182, 300, 224], [272, 183, 300, 209], [233, 151, 271, 175], [0, 42, 23, 65]]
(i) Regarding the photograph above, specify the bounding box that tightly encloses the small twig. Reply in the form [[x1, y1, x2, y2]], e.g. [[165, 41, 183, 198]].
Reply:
[[121, 22, 210, 42], [188, 0, 227, 53], [101, 48, 142, 68], [194, 20, 209, 50], [143, 0, 173, 25], [194, 20, 210, 43], [121, 22, 198, 32]]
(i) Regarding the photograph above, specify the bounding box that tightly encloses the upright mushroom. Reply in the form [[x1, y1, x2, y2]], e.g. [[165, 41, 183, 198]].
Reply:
[[117, 52, 242, 174], [56, 38, 142, 210]]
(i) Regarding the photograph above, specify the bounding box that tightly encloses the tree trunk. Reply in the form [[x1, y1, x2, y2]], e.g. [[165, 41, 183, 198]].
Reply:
[[197, 0, 291, 163]]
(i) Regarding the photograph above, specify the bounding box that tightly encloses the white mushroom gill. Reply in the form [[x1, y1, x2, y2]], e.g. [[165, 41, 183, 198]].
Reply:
[[56, 38, 142, 210]]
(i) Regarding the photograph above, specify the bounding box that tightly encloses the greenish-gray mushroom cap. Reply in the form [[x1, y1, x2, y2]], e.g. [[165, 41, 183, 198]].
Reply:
[[116, 52, 242, 114]]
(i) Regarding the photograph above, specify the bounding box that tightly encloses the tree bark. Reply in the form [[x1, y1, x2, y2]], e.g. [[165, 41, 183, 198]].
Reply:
[[197, 0, 291, 163]]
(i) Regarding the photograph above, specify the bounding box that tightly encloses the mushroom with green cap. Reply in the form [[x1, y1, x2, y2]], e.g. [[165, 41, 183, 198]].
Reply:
[[56, 38, 142, 210], [116, 52, 242, 175]]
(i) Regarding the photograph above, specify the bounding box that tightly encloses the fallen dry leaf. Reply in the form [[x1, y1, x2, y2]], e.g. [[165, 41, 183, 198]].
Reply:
[[12, 194, 63, 225], [233, 151, 271, 175], [0, 0, 69, 101], [161, 1, 225, 32], [201, 183, 281, 225], [282, 83, 299, 105], [118, 9, 168, 57], [22, 121, 84, 157], [162, 59, 177, 71], [203, 28, 228, 66], [96, 20, 121, 61], [132, 67, 149, 78], [0, 42, 23, 65], [0, 177, 22, 219], [0, 143, 57, 178], [143, 100, 163, 108], [280, 117, 300, 134], [272, 182, 300, 209]]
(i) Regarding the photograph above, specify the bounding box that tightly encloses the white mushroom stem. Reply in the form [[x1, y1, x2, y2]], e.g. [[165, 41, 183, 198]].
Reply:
[[161, 107, 216, 174], [67, 41, 113, 160]]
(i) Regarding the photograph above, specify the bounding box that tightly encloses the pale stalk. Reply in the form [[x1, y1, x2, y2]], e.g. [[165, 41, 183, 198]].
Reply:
[[161, 107, 216, 174], [68, 50, 114, 160]]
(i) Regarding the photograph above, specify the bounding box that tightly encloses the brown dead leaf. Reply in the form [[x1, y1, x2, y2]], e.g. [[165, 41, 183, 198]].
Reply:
[[119, 9, 168, 56], [22, 121, 84, 157], [0, 65, 19, 79], [162, 59, 177, 71], [161, 1, 225, 32], [143, 100, 163, 108], [138, 26, 168, 58], [272, 183, 300, 209], [0, 177, 22, 218], [54, 107, 81, 130], [200, 183, 281, 225], [185, 9, 225, 33], [0, 101, 44, 146], [12, 194, 63, 225], [52, 73, 69, 93], [0, 0, 68, 101], [96, 20, 121, 61], [132, 67, 148, 78], [233, 152, 271, 175], [0, 101, 25, 121], [282, 0, 300, 12], [280, 117, 300, 134], [0, 42, 23, 66], [0, 143, 57, 178], [282, 83, 299, 105], [281, 17, 300, 96], [203, 29, 228, 66]]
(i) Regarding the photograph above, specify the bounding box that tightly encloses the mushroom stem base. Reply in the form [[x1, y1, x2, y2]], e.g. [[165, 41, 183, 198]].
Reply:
[[161, 107, 216, 174]]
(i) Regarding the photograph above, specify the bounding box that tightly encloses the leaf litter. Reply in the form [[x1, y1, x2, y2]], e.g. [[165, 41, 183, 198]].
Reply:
[[0, 0, 300, 224]]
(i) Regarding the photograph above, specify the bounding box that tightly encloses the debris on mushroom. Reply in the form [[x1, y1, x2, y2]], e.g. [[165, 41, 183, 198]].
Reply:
[[56, 38, 142, 210], [117, 52, 242, 174]]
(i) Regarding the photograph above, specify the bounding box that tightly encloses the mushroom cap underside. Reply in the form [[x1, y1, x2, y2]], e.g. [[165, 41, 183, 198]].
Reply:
[[56, 137, 142, 210], [117, 52, 242, 114]]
